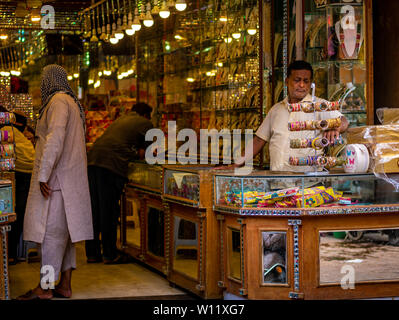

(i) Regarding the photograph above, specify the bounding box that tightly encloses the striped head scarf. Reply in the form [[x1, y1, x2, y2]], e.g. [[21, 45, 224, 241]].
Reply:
[[40, 64, 85, 128]]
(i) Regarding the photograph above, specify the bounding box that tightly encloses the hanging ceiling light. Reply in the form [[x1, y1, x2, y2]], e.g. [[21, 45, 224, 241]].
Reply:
[[139, 5, 146, 20], [247, 22, 257, 35], [159, 1, 170, 19], [232, 32, 241, 39], [175, 0, 187, 11], [110, 37, 119, 44], [131, 8, 142, 31], [247, 26, 257, 35], [126, 28, 135, 36], [26, 0, 42, 8], [151, 4, 160, 15], [30, 8, 41, 22], [143, 3, 154, 28], [15, 2, 29, 18], [0, 34, 8, 40], [115, 26, 125, 40]]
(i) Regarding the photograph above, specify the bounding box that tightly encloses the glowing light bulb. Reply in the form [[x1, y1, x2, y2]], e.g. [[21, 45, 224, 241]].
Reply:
[[159, 1, 170, 18], [247, 27, 257, 35], [126, 28, 135, 36], [175, 0, 187, 11], [132, 9, 142, 31], [232, 32, 241, 39], [110, 37, 119, 44], [115, 32, 124, 40], [143, 3, 154, 27]]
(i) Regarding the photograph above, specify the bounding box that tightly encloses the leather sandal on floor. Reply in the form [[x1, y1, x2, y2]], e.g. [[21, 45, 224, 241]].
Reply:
[[16, 288, 53, 300]]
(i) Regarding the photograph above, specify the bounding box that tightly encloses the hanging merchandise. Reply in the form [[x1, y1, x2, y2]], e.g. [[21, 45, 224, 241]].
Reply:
[[287, 83, 346, 171], [335, 5, 364, 60]]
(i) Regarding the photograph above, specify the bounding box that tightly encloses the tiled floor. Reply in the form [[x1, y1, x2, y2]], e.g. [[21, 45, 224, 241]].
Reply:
[[8, 241, 195, 300]]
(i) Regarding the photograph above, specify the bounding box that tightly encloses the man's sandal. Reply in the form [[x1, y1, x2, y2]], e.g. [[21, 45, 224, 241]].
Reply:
[[16, 288, 53, 300]]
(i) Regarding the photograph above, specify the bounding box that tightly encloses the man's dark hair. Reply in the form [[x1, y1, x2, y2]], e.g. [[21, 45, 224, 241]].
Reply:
[[132, 102, 152, 118], [287, 60, 313, 79]]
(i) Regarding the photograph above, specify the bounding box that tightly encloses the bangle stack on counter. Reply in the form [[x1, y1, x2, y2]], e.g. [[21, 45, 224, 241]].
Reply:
[[289, 155, 345, 168], [288, 117, 341, 131], [287, 100, 344, 170], [0, 112, 16, 171]]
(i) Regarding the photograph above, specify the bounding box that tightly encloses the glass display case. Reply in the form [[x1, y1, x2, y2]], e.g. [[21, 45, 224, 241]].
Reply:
[[163, 168, 200, 204], [162, 165, 222, 299], [303, 0, 368, 127], [214, 171, 399, 214], [0, 179, 14, 301], [214, 170, 399, 300], [127, 161, 163, 193], [120, 162, 166, 273], [137, 0, 265, 164]]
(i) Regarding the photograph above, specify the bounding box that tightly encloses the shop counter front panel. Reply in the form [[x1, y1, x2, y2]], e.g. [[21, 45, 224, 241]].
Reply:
[[214, 171, 399, 215], [218, 210, 399, 300]]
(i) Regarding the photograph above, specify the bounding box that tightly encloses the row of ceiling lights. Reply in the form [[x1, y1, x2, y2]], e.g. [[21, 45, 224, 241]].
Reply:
[[106, 0, 187, 44]]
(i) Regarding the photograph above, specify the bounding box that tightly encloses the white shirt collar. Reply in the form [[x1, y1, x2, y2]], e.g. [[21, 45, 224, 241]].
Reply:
[[284, 93, 313, 105]]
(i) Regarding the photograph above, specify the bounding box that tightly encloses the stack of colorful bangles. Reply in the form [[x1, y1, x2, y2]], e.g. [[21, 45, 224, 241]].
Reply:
[[0, 144, 14, 158], [0, 130, 13, 143], [287, 101, 340, 113], [0, 158, 15, 171], [288, 117, 342, 131], [0, 112, 16, 125], [290, 137, 330, 149], [289, 156, 345, 168]]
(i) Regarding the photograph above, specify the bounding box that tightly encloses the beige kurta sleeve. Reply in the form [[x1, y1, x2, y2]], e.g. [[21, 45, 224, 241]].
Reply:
[[255, 109, 273, 142], [37, 97, 69, 183]]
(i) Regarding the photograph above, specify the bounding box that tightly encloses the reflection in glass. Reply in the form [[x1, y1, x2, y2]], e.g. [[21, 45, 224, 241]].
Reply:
[[228, 228, 241, 281], [319, 229, 399, 284], [173, 216, 198, 280], [147, 207, 164, 257], [164, 170, 200, 202], [262, 232, 287, 284], [126, 199, 141, 247]]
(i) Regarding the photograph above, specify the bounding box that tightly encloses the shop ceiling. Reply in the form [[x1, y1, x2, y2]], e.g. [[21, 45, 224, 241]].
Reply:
[[0, 1, 91, 31]]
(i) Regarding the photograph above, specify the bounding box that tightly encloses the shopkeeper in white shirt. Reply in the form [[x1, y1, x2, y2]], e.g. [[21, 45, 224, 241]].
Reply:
[[237, 60, 349, 172]]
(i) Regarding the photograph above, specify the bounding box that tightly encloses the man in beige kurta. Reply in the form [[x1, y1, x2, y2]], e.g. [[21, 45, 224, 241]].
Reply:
[[18, 65, 93, 300], [231, 60, 349, 171]]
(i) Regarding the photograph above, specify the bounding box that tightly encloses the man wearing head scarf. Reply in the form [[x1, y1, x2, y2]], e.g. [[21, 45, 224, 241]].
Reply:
[[17, 65, 93, 300]]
